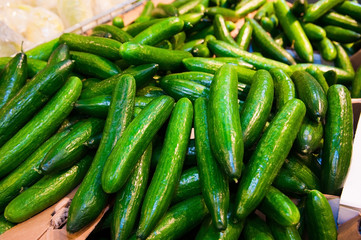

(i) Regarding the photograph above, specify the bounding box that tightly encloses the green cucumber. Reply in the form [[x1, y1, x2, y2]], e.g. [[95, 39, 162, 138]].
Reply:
[[101, 96, 174, 193], [291, 0, 308, 17], [321, 84, 353, 195], [334, 1, 361, 22], [272, 167, 309, 195], [25, 38, 60, 61], [305, 65, 329, 93], [259, 186, 300, 226], [295, 117, 323, 154], [172, 167, 201, 204], [305, 190, 337, 240], [274, 0, 313, 63], [67, 75, 136, 233], [317, 38, 337, 61], [159, 71, 214, 86], [47, 44, 70, 66], [206, 7, 239, 21], [255, 1, 274, 20], [178, 0, 201, 14], [137, 98, 193, 239], [270, 68, 296, 111], [260, 16, 274, 32], [324, 25, 361, 44], [194, 97, 229, 230], [235, 0, 266, 17], [0, 52, 27, 109], [120, 42, 192, 72], [179, 13, 204, 30], [192, 43, 211, 57], [136, 86, 165, 98], [334, 42, 355, 77], [181, 39, 205, 52], [159, 78, 209, 102], [243, 214, 274, 240], [0, 215, 14, 234], [70, 51, 120, 79], [152, 3, 179, 18], [123, 19, 163, 37], [291, 71, 327, 122], [213, 14, 238, 47], [236, 21, 253, 50], [0, 59, 73, 147], [93, 24, 133, 43], [208, 64, 243, 180], [235, 99, 306, 220], [240, 70, 274, 149], [171, 31, 186, 50], [0, 57, 46, 78], [352, 66, 361, 98], [268, 219, 302, 240], [301, 22, 326, 41], [303, 0, 344, 22], [135, 0, 154, 23], [112, 144, 152, 240], [4, 155, 92, 223], [0, 76, 81, 178], [319, 12, 361, 34], [40, 118, 104, 174]]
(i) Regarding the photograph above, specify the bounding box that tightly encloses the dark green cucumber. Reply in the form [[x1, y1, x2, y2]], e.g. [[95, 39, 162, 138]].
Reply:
[[179, 13, 203, 31], [0, 215, 14, 234], [0, 52, 27, 109], [83, 78, 101, 89], [4, 155, 92, 223], [243, 214, 274, 240], [47, 44, 70, 66], [305, 190, 337, 240], [67, 75, 136, 233], [60, 33, 121, 60], [192, 43, 211, 57], [268, 218, 302, 240], [25, 38, 60, 61], [301, 22, 326, 41], [120, 42, 192, 72], [136, 86, 165, 98], [274, 0, 313, 63], [0, 130, 70, 211], [206, 7, 239, 21], [254, 1, 274, 20], [172, 167, 200, 203], [235, 0, 266, 17], [131, 17, 184, 46], [305, 65, 329, 93], [259, 186, 300, 226], [93, 24, 133, 43], [40, 118, 104, 174], [135, 0, 154, 23], [303, 0, 344, 22], [334, 1, 361, 22], [0, 57, 46, 78], [270, 68, 296, 111], [293, 152, 321, 178], [112, 144, 152, 240], [171, 31, 186, 50], [159, 78, 209, 102], [80, 64, 158, 99], [247, 18, 296, 65], [101, 96, 174, 194], [0, 59, 73, 147], [194, 97, 229, 230], [272, 167, 309, 195], [160, 71, 214, 86], [240, 69, 274, 149], [236, 21, 253, 50], [70, 51, 120, 79], [0, 76, 81, 178], [145, 195, 208, 240], [295, 117, 323, 154], [290, 0, 307, 17], [334, 42, 355, 77], [317, 38, 337, 61], [123, 19, 163, 37], [207, 39, 292, 73], [260, 16, 274, 32], [324, 25, 361, 44], [208, 64, 243, 180], [319, 12, 361, 34], [291, 71, 327, 122], [181, 39, 205, 52], [213, 14, 238, 47], [321, 84, 353, 195], [352, 66, 361, 98], [235, 99, 306, 220], [137, 98, 193, 239]]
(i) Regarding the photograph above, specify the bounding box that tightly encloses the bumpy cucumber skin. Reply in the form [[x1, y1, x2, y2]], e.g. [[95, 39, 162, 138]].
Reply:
[[93, 24, 133, 43], [213, 14, 238, 47], [236, 21, 253, 50], [295, 117, 323, 155], [352, 66, 361, 98], [137, 98, 193, 239], [269, 68, 296, 111], [318, 38, 337, 61], [243, 214, 274, 240], [67, 75, 136, 234], [302, 23, 326, 41], [235, 99, 306, 220], [303, 0, 345, 22], [334, 42, 355, 77], [305, 66, 329, 94], [160, 78, 210, 102], [208, 64, 243, 180], [0, 215, 14, 235], [240, 69, 274, 149], [273, 167, 309, 195], [324, 25, 361, 44], [268, 218, 302, 240], [321, 84, 353, 195], [26, 38, 60, 61], [172, 167, 201, 204]]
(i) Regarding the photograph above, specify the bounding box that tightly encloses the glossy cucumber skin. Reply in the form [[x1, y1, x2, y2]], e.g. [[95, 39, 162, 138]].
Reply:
[[207, 39, 292, 73], [47, 44, 70, 66], [243, 214, 274, 240], [93, 24, 133, 43], [0, 215, 14, 235], [274, 0, 313, 63], [25, 38, 60, 61], [269, 68, 296, 111], [303, 0, 345, 22], [291, 71, 327, 122], [319, 12, 361, 34], [213, 14, 238, 47], [255, 1, 274, 20], [160, 71, 214, 86], [172, 167, 201, 204], [101, 96, 174, 194], [317, 38, 337, 61], [206, 7, 239, 21], [334, 42, 355, 77], [259, 186, 300, 226], [352, 66, 361, 98], [272, 167, 309, 195], [60, 33, 122, 60], [0, 76, 82, 178], [295, 117, 323, 154], [123, 19, 163, 36], [112, 144, 152, 240], [137, 98, 193, 239], [180, 13, 203, 31], [0, 52, 27, 109], [236, 21, 253, 50], [80, 64, 159, 99], [334, 1, 361, 22], [324, 25, 361, 44], [0, 59, 73, 147], [159, 78, 209, 102], [40, 118, 104, 174], [120, 42, 192, 72], [208, 64, 243, 180], [235, 99, 306, 220], [70, 51, 120, 79], [132, 17, 184, 46], [194, 97, 229, 230], [247, 18, 295, 65], [0, 58, 46, 78], [302, 23, 326, 41], [305, 66, 329, 93], [67, 75, 136, 233], [0, 130, 70, 211], [268, 219, 302, 240], [235, 0, 267, 17], [305, 190, 337, 240], [321, 84, 353, 195], [240, 70, 274, 149], [4, 155, 92, 223]]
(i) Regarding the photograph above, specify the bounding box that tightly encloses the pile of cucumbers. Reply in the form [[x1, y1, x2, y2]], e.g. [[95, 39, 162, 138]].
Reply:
[[0, 0, 359, 239]]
